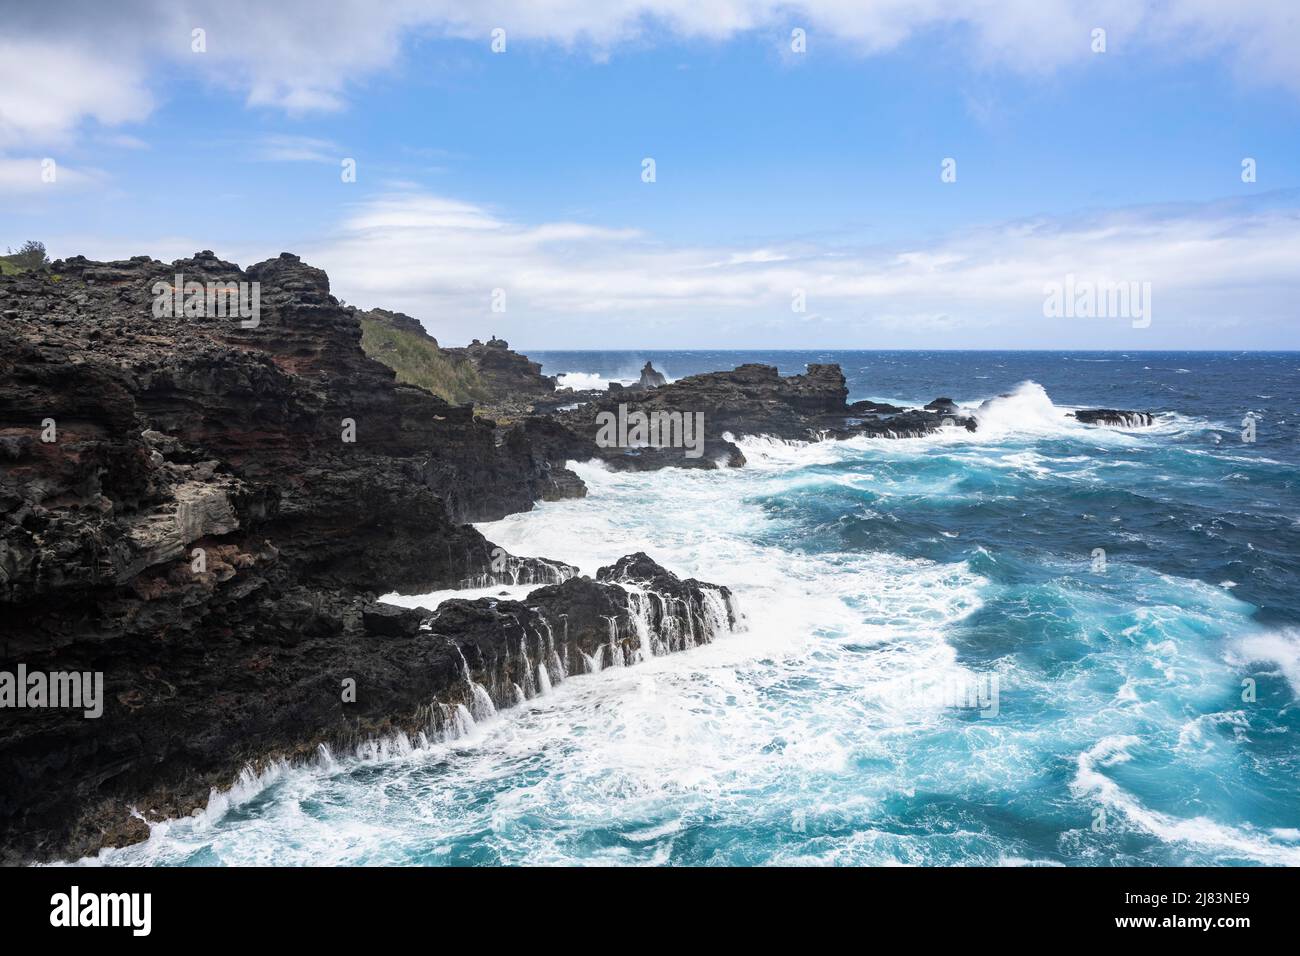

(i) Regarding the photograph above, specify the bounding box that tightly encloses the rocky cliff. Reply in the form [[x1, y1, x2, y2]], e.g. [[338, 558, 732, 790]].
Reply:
[[354, 306, 490, 407], [0, 250, 1150, 863], [548, 362, 1154, 465], [454, 336, 558, 412], [356, 310, 558, 421], [0, 251, 725, 863], [624, 360, 667, 391], [554, 361, 976, 467]]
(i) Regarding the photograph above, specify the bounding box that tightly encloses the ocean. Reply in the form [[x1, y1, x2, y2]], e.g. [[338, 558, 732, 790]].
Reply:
[[85, 351, 1300, 866]]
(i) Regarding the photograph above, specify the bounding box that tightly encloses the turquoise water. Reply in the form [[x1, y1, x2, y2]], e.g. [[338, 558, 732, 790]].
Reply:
[[89, 351, 1300, 866]]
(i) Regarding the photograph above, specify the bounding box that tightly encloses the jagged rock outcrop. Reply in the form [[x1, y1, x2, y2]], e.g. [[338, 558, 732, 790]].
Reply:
[[1071, 408, 1155, 427], [504, 416, 595, 500], [554, 362, 988, 465], [425, 553, 740, 725], [356, 311, 559, 422], [849, 399, 906, 415], [840, 406, 978, 438], [0, 251, 583, 862], [451, 336, 556, 418], [533, 362, 1157, 455], [555, 363, 839, 469], [358, 306, 431, 339], [617, 360, 666, 392]]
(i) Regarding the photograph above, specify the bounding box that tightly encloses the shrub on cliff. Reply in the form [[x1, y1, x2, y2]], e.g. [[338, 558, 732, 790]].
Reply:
[[1, 240, 48, 273], [359, 317, 488, 406]]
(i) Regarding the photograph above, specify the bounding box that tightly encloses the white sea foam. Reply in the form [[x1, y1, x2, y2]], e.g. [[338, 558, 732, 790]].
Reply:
[[556, 371, 629, 390], [967, 381, 1085, 436], [1228, 628, 1300, 697], [729, 433, 841, 469], [77, 397, 1295, 867], [88, 453, 1000, 865], [1072, 735, 1300, 865], [556, 367, 678, 391], [380, 582, 537, 610]]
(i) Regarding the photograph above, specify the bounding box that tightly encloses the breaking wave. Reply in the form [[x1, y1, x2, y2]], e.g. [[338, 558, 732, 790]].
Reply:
[[79, 352, 1300, 866]]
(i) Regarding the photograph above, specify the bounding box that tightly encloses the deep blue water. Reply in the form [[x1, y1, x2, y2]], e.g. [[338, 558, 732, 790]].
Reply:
[[535, 350, 1300, 626], [96, 351, 1300, 866]]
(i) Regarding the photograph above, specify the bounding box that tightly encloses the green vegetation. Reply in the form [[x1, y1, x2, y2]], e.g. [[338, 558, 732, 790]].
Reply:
[[359, 318, 488, 406], [1, 240, 48, 274]]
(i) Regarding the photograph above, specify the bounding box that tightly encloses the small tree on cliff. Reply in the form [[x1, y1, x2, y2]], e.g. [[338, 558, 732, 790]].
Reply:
[[5, 241, 48, 270]]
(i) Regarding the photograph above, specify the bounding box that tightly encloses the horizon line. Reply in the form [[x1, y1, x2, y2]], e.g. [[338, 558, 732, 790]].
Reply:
[[512, 347, 1300, 354]]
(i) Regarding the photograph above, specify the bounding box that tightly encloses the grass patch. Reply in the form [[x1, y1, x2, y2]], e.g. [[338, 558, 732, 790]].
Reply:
[[359, 318, 488, 406]]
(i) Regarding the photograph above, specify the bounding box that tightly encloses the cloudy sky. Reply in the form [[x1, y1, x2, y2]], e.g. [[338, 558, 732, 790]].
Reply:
[[2, 0, 1298, 348]]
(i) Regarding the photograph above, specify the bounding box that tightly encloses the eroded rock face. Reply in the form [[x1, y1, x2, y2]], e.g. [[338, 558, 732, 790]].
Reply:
[[628, 361, 667, 391], [356, 309, 559, 418], [357, 306, 430, 339], [553, 362, 987, 465], [427, 553, 741, 721], [450, 336, 557, 418], [1072, 409, 1155, 427], [554, 363, 838, 468], [0, 252, 579, 862]]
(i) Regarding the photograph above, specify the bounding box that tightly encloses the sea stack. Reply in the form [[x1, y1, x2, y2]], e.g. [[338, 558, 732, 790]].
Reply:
[[634, 361, 667, 390]]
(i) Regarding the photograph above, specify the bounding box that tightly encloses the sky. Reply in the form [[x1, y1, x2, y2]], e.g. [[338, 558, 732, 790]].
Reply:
[[1, 0, 1298, 349]]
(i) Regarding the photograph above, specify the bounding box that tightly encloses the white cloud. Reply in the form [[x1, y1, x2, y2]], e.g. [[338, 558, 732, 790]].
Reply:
[[255, 135, 343, 163], [301, 189, 1300, 348], [98, 133, 151, 150], [0, 38, 152, 148], [2, 1, 1298, 147]]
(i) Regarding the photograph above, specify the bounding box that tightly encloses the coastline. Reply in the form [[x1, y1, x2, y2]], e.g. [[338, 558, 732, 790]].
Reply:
[[4, 251, 1277, 867]]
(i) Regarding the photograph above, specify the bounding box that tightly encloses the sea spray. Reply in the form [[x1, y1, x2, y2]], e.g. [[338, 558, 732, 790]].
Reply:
[[88, 353, 1300, 867]]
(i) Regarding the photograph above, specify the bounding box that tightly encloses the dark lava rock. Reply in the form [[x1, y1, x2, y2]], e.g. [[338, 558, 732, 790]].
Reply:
[[426, 554, 741, 716], [557, 362, 849, 468], [924, 397, 959, 415], [361, 602, 429, 637], [0, 251, 579, 863], [555, 361, 982, 461], [1072, 408, 1155, 427], [453, 336, 556, 412], [849, 399, 906, 415], [627, 361, 667, 391]]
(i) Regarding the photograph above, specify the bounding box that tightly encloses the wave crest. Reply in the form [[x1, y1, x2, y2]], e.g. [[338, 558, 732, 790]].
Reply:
[[972, 381, 1076, 435]]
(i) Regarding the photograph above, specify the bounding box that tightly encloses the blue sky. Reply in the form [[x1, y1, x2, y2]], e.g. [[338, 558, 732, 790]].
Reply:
[[2, 1, 1299, 348]]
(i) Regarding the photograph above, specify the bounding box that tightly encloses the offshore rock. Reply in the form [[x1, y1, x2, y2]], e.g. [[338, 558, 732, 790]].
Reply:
[[625, 361, 667, 391], [1071, 408, 1155, 427], [556, 362, 983, 465], [424, 553, 740, 720]]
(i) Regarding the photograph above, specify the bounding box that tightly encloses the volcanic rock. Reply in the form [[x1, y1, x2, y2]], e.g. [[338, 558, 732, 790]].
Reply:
[[629, 361, 667, 391], [0, 251, 579, 862], [427, 553, 740, 718], [1071, 409, 1155, 427], [555, 361, 982, 464], [453, 336, 556, 415]]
